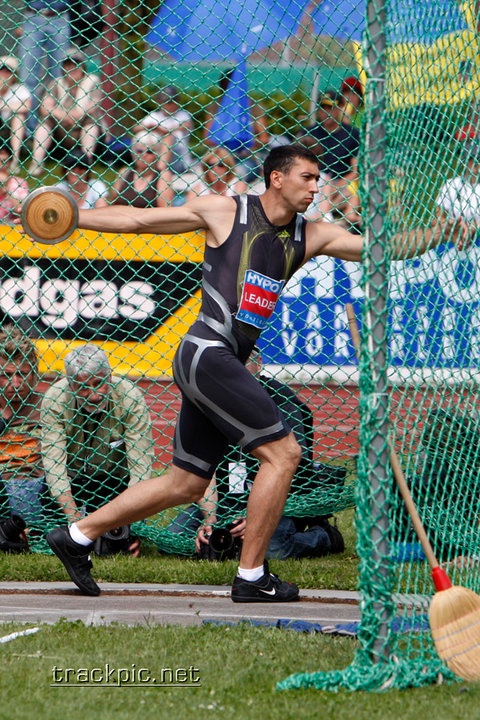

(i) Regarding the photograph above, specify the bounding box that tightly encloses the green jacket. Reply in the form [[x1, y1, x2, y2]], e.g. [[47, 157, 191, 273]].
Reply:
[[40, 376, 154, 498]]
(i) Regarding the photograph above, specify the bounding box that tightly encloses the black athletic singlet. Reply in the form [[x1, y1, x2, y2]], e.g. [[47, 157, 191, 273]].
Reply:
[[198, 194, 306, 362]]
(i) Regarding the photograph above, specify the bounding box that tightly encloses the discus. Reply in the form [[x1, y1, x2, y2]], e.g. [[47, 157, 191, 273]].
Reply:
[[21, 186, 78, 244]]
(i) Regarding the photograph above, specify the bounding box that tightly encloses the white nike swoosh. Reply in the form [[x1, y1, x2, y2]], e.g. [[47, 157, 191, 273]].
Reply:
[[259, 588, 276, 596]]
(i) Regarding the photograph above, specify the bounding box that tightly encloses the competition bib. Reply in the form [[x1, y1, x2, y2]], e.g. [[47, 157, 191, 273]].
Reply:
[[236, 270, 284, 329]]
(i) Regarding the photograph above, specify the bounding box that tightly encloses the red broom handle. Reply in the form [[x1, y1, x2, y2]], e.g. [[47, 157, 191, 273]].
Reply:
[[345, 303, 452, 591]]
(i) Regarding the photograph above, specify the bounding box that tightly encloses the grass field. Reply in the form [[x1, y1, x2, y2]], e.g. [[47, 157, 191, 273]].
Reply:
[[2, 621, 480, 720], [1, 507, 480, 718]]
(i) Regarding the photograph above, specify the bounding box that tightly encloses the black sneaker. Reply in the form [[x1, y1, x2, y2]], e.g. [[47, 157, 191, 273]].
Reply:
[[231, 562, 299, 603], [46, 527, 100, 597]]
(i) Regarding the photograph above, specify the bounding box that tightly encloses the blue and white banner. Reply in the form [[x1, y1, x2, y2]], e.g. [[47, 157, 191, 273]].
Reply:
[[258, 243, 480, 371]]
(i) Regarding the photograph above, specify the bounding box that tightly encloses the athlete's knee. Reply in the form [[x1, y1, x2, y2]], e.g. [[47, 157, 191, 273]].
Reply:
[[282, 434, 302, 472], [168, 466, 210, 504], [255, 434, 301, 474]]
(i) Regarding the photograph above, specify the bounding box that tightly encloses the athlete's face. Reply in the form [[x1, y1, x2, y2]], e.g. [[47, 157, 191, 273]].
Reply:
[[274, 159, 320, 213]]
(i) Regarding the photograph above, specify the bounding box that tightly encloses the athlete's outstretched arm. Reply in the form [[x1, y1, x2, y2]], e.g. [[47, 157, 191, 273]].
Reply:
[[77, 194, 235, 237], [304, 210, 472, 264]]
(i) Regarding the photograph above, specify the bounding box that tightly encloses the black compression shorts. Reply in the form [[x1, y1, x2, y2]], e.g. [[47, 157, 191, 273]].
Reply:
[[171, 329, 290, 479]]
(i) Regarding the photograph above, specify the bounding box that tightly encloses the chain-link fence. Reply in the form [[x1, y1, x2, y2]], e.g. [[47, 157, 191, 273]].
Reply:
[[0, 0, 479, 692]]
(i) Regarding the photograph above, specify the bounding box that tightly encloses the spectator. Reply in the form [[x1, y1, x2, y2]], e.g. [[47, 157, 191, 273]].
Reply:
[[28, 48, 103, 177], [339, 76, 364, 126], [40, 344, 155, 530], [55, 149, 108, 209], [0, 140, 30, 224], [17, 1, 71, 135], [0, 56, 31, 171], [0, 324, 44, 526], [298, 91, 361, 231], [165, 349, 345, 560], [133, 86, 195, 175], [237, 106, 292, 185], [185, 147, 247, 201], [435, 141, 480, 221], [110, 131, 175, 208]]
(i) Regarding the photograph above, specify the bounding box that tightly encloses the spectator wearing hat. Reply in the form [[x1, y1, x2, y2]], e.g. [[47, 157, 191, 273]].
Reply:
[[28, 48, 102, 177], [339, 76, 364, 126], [110, 131, 175, 208], [297, 90, 361, 231], [435, 141, 480, 222], [17, 1, 71, 134], [133, 86, 195, 175], [0, 56, 31, 171], [55, 149, 108, 209]]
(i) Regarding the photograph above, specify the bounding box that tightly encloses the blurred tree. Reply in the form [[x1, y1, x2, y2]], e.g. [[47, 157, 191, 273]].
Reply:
[[113, 0, 163, 133]]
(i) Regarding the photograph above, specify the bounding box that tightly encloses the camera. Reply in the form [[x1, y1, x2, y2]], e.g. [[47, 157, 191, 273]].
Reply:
[[0, 514, 29, 553], [197, 520, 243, 561], [93, 525, 132, 556]]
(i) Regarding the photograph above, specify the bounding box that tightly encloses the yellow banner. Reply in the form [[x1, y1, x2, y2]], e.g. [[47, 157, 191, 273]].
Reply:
[[0, 225, 205, 378]]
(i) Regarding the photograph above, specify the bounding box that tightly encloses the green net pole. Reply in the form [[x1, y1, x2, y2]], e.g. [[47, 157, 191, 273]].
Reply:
[[362, 0, 393, 664]]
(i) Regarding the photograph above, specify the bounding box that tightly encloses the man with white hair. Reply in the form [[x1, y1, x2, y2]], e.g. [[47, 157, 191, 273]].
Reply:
[[40, 344, 155, 529]]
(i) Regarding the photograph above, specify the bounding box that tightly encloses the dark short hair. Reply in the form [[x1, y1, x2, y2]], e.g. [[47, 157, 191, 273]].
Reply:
[[263, 144, 319, 188]]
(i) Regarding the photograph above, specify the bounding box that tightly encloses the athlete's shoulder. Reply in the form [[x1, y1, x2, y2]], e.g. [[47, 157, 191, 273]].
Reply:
[[185, 193, 237, 213]]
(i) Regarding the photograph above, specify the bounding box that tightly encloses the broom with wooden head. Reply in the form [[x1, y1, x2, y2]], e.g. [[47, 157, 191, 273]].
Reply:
[[345, 302, 480, 681]]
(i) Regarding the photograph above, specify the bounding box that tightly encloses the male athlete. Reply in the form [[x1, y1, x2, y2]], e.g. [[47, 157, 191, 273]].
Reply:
[[43, 144, 469, 600]]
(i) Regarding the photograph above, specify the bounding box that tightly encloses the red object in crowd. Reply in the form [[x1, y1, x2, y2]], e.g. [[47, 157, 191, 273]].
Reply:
[[340, 75, 364, 96], [454, 124, 478, 141]]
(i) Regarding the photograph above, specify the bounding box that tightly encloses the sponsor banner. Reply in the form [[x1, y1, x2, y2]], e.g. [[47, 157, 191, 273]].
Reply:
[[0, 226, 204, 377], [258, 245, 480, 371]]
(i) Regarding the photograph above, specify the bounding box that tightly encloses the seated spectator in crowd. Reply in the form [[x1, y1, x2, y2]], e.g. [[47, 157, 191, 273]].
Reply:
[[55, 149, 108, 209], [0, 140, 29, 224], [164, 349, 345, 560], [28, 48, 103, 177], [40, 345, 155, 541], [185, 147, 247, 201], [0, 56, 31, 171], [435, 140, 480, 222], [297, 91, 362, 231], [453, 99, 480, 141], [133, 85, 195, 175], [0, 324, 44, 526], [110, 131, 175, 208]]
